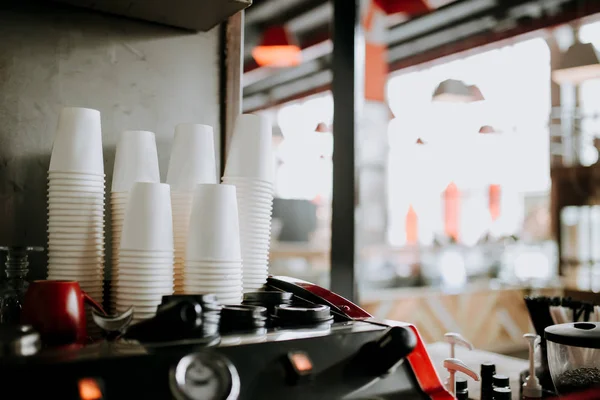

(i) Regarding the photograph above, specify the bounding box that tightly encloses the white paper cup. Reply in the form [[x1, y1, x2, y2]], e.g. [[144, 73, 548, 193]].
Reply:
[[120, 182, 173, 251], [47, 267, 103, 274], [48, 217, 104, 224], [119, 249, 174, 257], [47, 197, 104, 205], [222, 176, 274, 188], [184, 265, 243, 274], [47, 225, 104, 233], [47, 202, 105, 210], [223, 114, 273, 182], [111, 130, 160, 192], [48, 210, 104, 218], [114, 271, 173, 280], [49, 186, 104, 193], [183, 285, 241, 294], [48, 239, 104, 246], [48, 178, 105, 187], [47, 257, 104, 265], [49, 107, 104, 174], [48, 250, 104, 257], [48, 244, 104, 252], [184, 268, 242, 276], [117, 262, 174, 270], [48, 189, 103, 197], [49, 231, 103, 238], [48, 275, 103, 283], [185, 184, 241, 261], [167, 124, 217, 191], [114, 285, 172, 295], [114, 279, 173, 288], [48, 172, 105, 181], [184, 276, 242, 285]]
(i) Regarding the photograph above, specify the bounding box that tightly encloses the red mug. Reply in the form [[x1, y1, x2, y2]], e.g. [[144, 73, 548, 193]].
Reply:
[[21, 280, 105, 345]]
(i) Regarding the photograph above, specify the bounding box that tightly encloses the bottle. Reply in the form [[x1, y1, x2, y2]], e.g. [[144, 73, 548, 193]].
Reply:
[[0, 246, 43, 324], [443, 358, 480, 396], [493, 387, 512, 400], [493, 374, 510, 389], [522, 334, 542, 399], [481, 362, 497, 400], [456, 377, 469, 400]]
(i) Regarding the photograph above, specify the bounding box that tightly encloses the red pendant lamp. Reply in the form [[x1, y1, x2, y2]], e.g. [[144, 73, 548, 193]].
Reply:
[[489, 184, 501, 222], [406, 205, 418, 245], [373, 0, 430, 15], [444, 182, 460, 242], [252, 26, 301, 68]]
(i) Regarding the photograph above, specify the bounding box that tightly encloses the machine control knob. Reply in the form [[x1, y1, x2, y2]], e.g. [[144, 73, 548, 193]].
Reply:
[[170, 352, 240, 400], [353, 326, 417, 376]]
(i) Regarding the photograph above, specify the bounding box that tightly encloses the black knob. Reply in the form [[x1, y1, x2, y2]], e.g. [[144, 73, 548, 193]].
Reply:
[[493, 374, 509, 388], [493, 387, 511, 400], [354, 326, 417, 376]]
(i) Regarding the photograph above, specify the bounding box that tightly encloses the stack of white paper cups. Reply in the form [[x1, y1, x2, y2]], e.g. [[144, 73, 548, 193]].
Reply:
[[110, 130, 160, 290], [222, 114, 274, 292], [166, 124, 217, 294], [113, 182, 174, 321], [47, 107, 105, 300], [184, 184, 243, 304]]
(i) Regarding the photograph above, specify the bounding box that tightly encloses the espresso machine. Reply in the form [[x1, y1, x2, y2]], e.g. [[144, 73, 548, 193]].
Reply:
[[0, 276, 452, 400]]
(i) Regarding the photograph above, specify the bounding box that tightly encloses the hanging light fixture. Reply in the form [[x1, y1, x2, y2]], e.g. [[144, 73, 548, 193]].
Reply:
[[478, 125, 499, 134], [373, 0, 429, 15], [553, 41, 600, 84], [315, 122, 331, 133], [432, 79, 484, 103], [252, 25, 301, 68]]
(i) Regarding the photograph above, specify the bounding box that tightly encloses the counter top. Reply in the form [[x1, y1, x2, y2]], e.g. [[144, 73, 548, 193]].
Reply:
[[427, 342, 528, 400]]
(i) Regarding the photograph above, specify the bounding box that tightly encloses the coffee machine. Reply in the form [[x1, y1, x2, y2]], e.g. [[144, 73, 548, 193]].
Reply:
[[0, 276, 452, 400]]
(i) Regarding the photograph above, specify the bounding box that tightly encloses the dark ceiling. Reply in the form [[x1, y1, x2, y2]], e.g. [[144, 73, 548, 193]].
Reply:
[[242, 0, 600, 112]]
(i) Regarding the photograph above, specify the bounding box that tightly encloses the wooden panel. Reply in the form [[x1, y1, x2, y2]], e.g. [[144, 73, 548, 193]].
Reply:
[[360, 286, 562, 353]]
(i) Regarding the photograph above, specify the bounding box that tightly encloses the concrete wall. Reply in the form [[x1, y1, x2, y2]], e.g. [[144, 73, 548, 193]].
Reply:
[[0, 1, 221, 279]]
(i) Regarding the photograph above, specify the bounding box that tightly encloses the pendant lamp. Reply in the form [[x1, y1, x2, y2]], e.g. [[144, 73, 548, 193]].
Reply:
[[553, 41, 600, 84], [252, 26, 301, 68], [373, 0, 429, 15], [478, 125, 498, 134], [432, 79, 484, 103]]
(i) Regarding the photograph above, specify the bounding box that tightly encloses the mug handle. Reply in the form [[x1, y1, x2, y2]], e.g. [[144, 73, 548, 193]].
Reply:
[[82, 290, 107, 316]]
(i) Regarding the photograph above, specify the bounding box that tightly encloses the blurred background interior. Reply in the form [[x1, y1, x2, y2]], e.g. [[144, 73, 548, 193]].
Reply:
[[243, 0, 600, 354]]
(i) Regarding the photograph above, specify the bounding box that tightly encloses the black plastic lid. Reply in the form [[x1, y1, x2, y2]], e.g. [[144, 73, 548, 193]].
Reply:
[[456, 377, 468, 391], [273, 304, 333, 324], [221, 305, 267, 320], [492, 387, 511, 400], [243, 291, 293, 304], [544, 322, 600, 349], [481, 363, 496, 378], [493, 374, 509, 388]]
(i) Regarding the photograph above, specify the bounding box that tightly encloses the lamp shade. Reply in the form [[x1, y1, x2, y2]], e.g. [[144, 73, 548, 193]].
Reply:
[[479, 125, 497, 134], [252, 26, 301, 68], [432, 79, 483, 103], [373, 0, 429, 15], [553, 42, 600, 84]]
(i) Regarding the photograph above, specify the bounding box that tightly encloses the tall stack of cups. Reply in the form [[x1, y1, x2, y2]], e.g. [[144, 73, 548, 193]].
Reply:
[[110, 130, 160, 301], [184, 184, 243, 304], [113, 182, 174, 321], [222, 114, 274, 292], [166, 124, 217, 294], [47, 107, 105, 335]]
